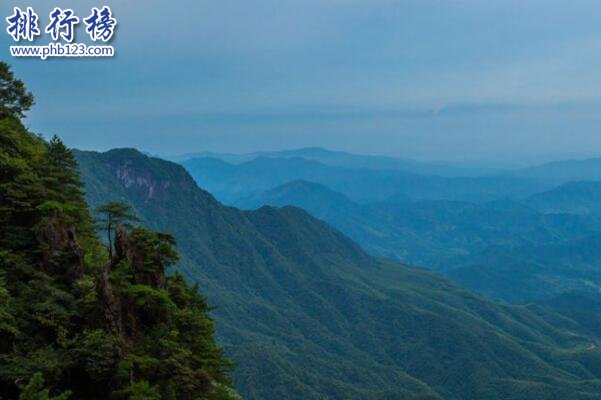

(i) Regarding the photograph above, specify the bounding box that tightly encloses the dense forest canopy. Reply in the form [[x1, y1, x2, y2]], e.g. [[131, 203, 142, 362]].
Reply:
[[0, 62, 238, 399]]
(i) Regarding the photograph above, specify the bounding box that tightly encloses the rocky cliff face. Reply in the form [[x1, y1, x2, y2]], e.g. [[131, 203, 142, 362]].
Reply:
[[36, 215, 85, 283]]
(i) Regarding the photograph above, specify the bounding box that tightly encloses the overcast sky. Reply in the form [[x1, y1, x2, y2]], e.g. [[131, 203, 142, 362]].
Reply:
[[2, 0, 601, 163]]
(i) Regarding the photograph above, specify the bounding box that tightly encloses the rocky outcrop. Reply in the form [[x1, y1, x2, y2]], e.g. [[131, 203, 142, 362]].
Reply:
[[36, 215, 85, 284], [97, 224, 169, 347]]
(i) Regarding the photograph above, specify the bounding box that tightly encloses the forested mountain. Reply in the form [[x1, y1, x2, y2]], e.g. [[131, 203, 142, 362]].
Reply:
[[181, 156, 547, 204], [446, 234, 601, 302], [234, 180, 601, 302], [236, 180, 359, 218], [236, 180, 598, 264], [0, 63, 237, 400], [76, 148, 601, 400]]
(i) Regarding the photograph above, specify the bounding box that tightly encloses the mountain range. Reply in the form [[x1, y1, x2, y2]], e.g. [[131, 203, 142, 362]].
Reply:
[[237, 181, 594, 257], [173, 149, 601, 306], [75, 148, 601, 400], [178, 148, 601, 204], [169, 147, 509, 176], [181, 155, 548, 205]]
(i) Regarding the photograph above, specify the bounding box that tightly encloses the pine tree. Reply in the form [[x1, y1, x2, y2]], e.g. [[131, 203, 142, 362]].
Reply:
[[95, 202, 139, 259], [0, 61, 34, 119]]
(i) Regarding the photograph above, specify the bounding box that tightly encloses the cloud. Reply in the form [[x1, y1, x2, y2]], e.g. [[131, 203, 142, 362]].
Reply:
[[2, 0, 601, 161]]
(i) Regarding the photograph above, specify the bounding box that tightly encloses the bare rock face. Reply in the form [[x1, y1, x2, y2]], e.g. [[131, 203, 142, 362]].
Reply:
[[116, 165, 158, 199], [36, 215, 85, 283]]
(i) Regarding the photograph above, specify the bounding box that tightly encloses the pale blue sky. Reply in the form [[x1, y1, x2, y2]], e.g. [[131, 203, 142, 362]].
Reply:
[[2, 0, 601, 163]]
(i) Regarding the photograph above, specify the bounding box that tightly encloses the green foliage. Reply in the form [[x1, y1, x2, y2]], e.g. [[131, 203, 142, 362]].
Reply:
[[0, 61, 34, 119], [19, 373, 71, 400], [0, 65, 237, 399], [122, 381, 160, 400], [126, 284, 176, 310], [74, 329, 120, 381], [0, 269, 18, 337], [128, 228, 179, 270], [0, 117, 48, 252], [95, 201, 139, 226]]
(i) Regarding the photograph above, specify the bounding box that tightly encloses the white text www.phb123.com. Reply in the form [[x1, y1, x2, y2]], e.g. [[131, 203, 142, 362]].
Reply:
[[10, 43, 115, 60]]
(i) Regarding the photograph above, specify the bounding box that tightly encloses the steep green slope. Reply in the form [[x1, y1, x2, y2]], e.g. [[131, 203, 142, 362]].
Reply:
[[77, 148, 601, 400], [543, 293, 601, 337], [447, 235, 601, 302], [236, 180, 600, 268], [0, 63, 237, 400]]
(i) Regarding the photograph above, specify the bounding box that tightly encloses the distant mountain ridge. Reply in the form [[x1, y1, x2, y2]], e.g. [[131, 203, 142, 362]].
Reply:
[[75, 148, 601, 400], [527, 181, 601, 215], [171, 147, 512, 176], [172, 147, 601, 181], [236, 180, 358, 216], [182, 155, 548, 204], [174, 147, 601, 188], [511, 157, 601, 183]]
